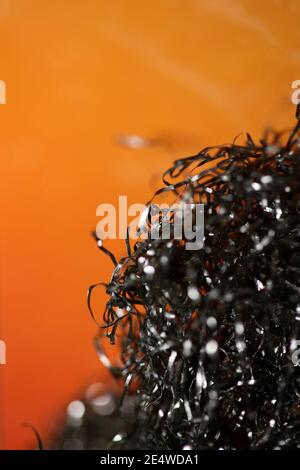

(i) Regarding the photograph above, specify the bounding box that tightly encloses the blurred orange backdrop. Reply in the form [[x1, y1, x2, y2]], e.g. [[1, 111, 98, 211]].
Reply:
[[0, 0, 299, 449]]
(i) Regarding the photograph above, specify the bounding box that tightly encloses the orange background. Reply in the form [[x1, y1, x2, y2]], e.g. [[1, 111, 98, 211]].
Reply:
[[0, 0, 299, 449]]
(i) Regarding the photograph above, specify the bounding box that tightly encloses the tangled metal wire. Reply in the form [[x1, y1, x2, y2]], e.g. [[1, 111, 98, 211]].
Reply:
[[91, 107, 300, 450]]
